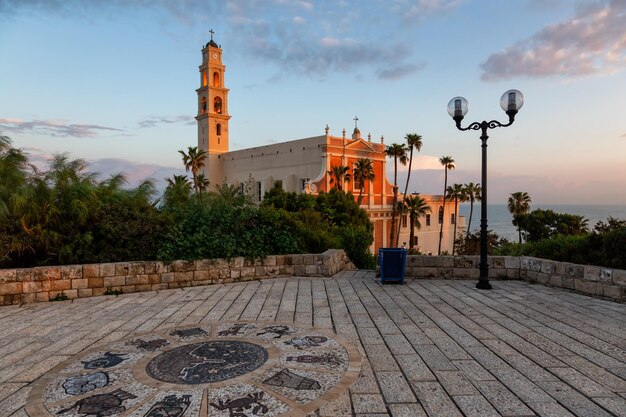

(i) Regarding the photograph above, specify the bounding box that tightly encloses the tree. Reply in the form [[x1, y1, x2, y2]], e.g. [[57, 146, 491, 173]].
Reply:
[[507, 191, 532, 243], [514, 209, 588, 242], [352, 158, 375, 205], [446, 183, 465, 255], [163, 175, 192, 209], [463, 182, 481, 238], [386, 143, 408, 247], [0, 136, 30, 218], [403, 194, 431, 251], [178, 146, 207, 194], [438, 156, 455, 254], [328, 165, 351, 191], [396, 133, 423, 246]]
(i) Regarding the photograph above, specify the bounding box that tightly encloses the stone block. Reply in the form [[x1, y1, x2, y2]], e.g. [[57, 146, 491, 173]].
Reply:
[[21, 293, 37, 303], [88, 277, 104, 288], [407, 256, 421, 267], [564, 264, 584, 278], [490, 256, 506, 269], [241, 267, 256, 278], [148, 274, 160, 284], [104, 276, 126, 287], [599, 269, 613, 282], [583, 266, 601, 281], [115, 263, 130, 276], [36, 292, 50, 302], [528, 258, 542, 271], [78, 288, 93, 298], [442, 256, 455, 267], [613, 269, 626, 285], [16, 269, 32, 282], [171, 260, 195, 272], [33, 266, 60, 281], [455, 256, 477, 268], [504, 257, 520, 269], [439, 268, 453, 278], [121, 285, 136, 294], [175, 271, 193, 282], [421, 256, 439, 267], [229, 257, 244, 268], [0, 282, 23, 295], [562, 276, 574, 289], [526, 271, 538, 282], [219, 269, 230, 279], [292, 255, 304, 265], [99, 263, 116, 277], [192, 280, 210, 287], [214, 258, 228, 268], [275, 256, 285, 266], [537, 272, 550, 285], [92, 287, 106, 297], [23, 281, 42, 293], [71, 279, 88, 289], [303, 254, 315, 264], [194, 259, 210, 271], [266, 266, 280, 276], [193, 270, 209, 281], [128, 262, 145, 275], [453, 268, 472, 279], [124, 275, 140, 285], [488, 268, 508, 279], [59, 265, 82, 279], [262, 255, 276, 266], [294, 264, 307, 275], [143, 262, 156, 274], [520, 257, 529, 270], [0, 269, 17, 283], [574, 279, 599, 295], [305, 264, 319, 275], [280, 265, 295, 275], [540, 260, 556, 274], [549, 275, 562, 287], [154, 261, 170, 274], [160, 273, 175, 283], [506, 269, 520, 279], [50, 279, 71, 291], [83, 264, 99, 278], [602, 284, 621, 300], [230, 269, 241, 279], [135, 284, 151, 292], [255, 266, 267, 276], [151, 284, 168, 291], [417, 267, 438, 278]]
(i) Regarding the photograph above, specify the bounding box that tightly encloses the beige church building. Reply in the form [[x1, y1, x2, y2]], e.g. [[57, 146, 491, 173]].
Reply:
[[194, 36, 464, 254]]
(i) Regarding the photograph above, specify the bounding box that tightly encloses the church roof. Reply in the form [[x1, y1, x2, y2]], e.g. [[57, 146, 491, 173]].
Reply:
[[206, 39, 219, 48]]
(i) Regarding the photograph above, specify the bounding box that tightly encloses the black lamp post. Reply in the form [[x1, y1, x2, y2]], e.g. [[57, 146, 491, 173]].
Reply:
[[447, 90, 524, 290]]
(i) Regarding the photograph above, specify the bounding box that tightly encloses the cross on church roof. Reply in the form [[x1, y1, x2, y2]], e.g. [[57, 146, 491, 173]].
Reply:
[[209, 29, 215, 41], [353, 116, 359, 129]]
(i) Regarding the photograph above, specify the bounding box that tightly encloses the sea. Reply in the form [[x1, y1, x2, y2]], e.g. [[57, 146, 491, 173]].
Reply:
[[458, 204, 626, 242]]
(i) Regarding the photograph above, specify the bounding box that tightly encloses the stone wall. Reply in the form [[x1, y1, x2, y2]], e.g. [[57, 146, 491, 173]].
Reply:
[[405, 255, 625, 302], [0, 249, 354, 305]]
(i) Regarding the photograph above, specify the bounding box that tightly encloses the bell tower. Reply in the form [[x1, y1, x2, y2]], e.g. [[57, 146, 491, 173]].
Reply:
[[196, 30, 230, 187]]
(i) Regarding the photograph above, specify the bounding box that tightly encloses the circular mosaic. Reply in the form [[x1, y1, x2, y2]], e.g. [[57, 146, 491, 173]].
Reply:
[[26, 321, 361, 417], [147, 341, 269, 384]]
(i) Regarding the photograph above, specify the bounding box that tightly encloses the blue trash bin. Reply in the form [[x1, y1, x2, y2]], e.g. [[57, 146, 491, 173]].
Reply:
[[378, 248, 407, 284]]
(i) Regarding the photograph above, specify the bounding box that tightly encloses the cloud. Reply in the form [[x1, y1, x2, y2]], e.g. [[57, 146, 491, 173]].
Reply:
[[387, 154, 442, 172], [138, 115, 195, 129], [392, 0, 464, 20], [377, 63, 425, 80], [481, 0, 626, 81], [0, 118, 124, 138]]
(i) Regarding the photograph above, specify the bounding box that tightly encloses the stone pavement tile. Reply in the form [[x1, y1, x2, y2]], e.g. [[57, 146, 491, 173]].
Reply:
[[526, 402, 575, 417], [548, 367, 614, 397], [0, 386, 31, 417], [351, 393, 387, 414], [413, 344, 457, 371], [318, 390, 352, 417], [537, 381, 615, 417], [491, 368, 554, 403], [363, 344, 400, 372], [398, 324, 432, 345], [452, 360, 496, 382], [412, 381, 464, 417], [465, 345, 510, 371], [381, 334, 415, 355], [395, 354, 436, 382], [591, 396, 626, 416], [434, 370, 479, 396], [355, 414, 389, 417], [504, 355, 560, 383], [358, 327, 385, 345], [452, 394, 500, 417], [0, 383, 25, 402], [475, 380, 536, 416], [388, 403, 428, 417], [351, 360, 381, 394], [9, 355, 70, 383], [9, 409, 28, 417], [376, 371, 416, 403]]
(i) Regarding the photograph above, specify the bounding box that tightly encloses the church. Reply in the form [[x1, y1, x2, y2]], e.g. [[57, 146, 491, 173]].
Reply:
[[194, 35, 464, 254]]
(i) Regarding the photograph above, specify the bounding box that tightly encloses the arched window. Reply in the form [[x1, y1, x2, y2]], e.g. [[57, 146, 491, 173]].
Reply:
[[214, 97, 222, 114], [438, 206, 444, 224], [216, 123, 221, 136], [213, 71, 220, 87], [201, 97, 207, 113], [202, 71, 207, 86]]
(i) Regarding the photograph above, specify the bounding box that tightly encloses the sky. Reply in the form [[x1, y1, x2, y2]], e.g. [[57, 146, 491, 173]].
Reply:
[[1, 0, 625, 204]]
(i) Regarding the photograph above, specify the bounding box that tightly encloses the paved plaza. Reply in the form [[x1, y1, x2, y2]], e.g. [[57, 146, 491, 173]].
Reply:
[[0, 271, 625, 416]]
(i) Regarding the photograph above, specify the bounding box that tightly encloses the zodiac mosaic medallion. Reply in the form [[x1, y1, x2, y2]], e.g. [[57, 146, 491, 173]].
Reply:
[[26, 321, 361, 417]]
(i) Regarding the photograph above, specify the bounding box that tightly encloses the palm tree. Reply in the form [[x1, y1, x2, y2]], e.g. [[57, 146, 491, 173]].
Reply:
[[327, 165, 351, 191], [178, 146, 207, 194], [352, 158, 375, 205], [163, 175, 192, 208], [463, 182, 481, 238], [397, 133, 423, 246], [195, 173, 210, 193], [508, 191, 532, 243], [437, 156, 455, 255], [0, 136, 30, 217], [386, 143, 408, 247], [446, 183, 465, 255], [404, 194, 431, 251]]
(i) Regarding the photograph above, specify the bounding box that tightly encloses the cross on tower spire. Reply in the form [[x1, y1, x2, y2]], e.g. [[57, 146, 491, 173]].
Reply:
[[209, 29, 215, 41], [353, 116, 359, 129]]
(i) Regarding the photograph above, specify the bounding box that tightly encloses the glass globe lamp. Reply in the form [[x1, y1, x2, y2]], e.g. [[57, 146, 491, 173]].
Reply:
[[500, 89, 524, 113], [447, 96, 468, 120]]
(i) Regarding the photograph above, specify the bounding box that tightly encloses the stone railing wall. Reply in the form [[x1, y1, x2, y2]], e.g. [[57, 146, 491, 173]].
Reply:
[[0, 249, 354, 305], [405, 255, 625, 302]]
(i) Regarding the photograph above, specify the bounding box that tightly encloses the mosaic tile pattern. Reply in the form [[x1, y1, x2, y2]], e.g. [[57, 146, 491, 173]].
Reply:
[[26, 321, 360, 417]]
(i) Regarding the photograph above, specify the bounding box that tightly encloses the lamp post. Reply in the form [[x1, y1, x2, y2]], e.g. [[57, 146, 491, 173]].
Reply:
[[447, 90, 524, 290]]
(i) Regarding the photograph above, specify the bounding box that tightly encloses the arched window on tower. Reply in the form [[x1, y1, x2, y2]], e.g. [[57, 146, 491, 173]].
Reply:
[[202, 71, 208, 87], [438, 206, 444, 225], [213, 71, 220, 87], [214, 97, 222, 114], [201, 97, 207, 113], [216, 123, 221, 136]]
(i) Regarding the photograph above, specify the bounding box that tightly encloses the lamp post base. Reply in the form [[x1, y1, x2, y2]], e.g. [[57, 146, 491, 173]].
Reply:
[[476, 280, 492, 290]]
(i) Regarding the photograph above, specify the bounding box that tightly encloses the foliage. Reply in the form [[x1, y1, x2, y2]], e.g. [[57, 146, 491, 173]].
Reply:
[[514, 209, 589, 242], [455, 230, 511, 256], [507, 191, 532, 243], [386, 143, 408, 248], [438, 155, 455, 255], [401, 194, 431, 251], [178, 146, 207, 194], [352, 158, 375, 205], [327, 165, 351, 191], [50, 292, 69, 301], [463, 182, 481, 237]]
